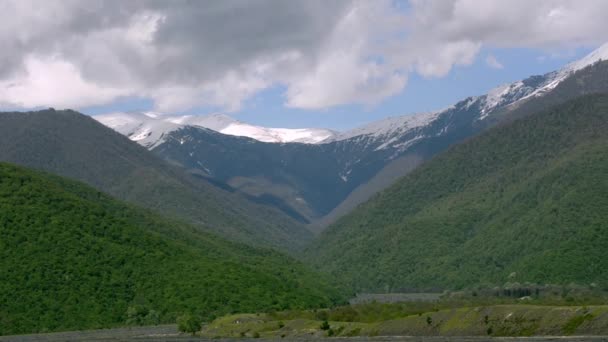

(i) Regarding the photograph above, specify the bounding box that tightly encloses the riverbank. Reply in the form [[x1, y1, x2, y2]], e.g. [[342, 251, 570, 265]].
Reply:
[[201, 305, 608, 339]]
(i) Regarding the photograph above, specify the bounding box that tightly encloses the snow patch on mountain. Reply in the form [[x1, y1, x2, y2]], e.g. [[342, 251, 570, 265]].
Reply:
[[335, 111, 440, 142], [324, 43, 608, 151], [564, 42, 608, 72], [478, 42, 608, 119], [95, 112, 336, 147], [220, 123, 336, 144], [94, 111, 181, 148]]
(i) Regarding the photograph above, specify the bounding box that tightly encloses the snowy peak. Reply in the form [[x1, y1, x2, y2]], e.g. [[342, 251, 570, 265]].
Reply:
[[165, 113, 239, 131], [94, 112, 336, 147], [185, 113, 337, 144], [477, 43, 608, 118], [334, 111, 440, 142], [94, 111, 181, 148], [95, 43, 608, 150], [220, 124, 336, 144], [564, 42, 608, 72], [325, 43, 608, 148]]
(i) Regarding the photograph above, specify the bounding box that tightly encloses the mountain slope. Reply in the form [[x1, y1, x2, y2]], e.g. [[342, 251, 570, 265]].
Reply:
[[132, 48, 608, 227], [306, 94, 608, 291], [152, 128, 357, 220], [319, 57, 608, 228], [0, 162, 344, 335], [0, 110, 311, 252]]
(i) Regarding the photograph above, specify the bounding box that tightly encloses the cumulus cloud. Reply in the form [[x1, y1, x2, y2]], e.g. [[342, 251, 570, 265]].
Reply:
[[485, 55, 504, 69], [284, 2, 408, 109], [0, 0, 607, 112]]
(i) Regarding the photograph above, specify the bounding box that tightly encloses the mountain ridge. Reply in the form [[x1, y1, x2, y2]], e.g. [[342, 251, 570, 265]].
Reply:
[[94, 111, 337, 147], [0, 109, 312, 253], [95, 43, 608, 148]]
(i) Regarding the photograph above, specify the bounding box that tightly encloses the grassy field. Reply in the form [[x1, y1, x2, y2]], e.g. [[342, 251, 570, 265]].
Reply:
[[200, 304, 608, 339]]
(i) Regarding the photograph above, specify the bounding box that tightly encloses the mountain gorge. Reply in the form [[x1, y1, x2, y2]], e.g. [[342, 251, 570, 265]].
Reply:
[[96, 45, 608, 228]]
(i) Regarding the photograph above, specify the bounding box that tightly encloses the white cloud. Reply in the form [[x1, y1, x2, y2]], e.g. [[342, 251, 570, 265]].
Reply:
[[485, 54, 504, 69], [0, 56, 127, 108], [0, 0, 607, 112], [284, 2, 408, 109]]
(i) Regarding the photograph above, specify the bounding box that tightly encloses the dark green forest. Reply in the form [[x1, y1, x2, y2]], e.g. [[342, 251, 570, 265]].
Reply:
[[307, 94, 608, 291], [0, 163, 345, 335]]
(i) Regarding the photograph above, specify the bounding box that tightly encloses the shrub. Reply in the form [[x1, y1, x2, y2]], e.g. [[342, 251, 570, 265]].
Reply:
[[177, 313, 201, 336]]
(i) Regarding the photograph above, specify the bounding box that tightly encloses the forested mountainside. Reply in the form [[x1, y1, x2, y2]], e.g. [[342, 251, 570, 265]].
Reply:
[[306, 94, 608, 291], [0, 162, 345, 335], [0, 110, 311, 253]]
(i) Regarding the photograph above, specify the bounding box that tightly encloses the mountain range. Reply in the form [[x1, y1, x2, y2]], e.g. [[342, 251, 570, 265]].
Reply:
[[3, 0, 608, 335], [1, 40, 608, 337], [95, 44, 608, 229]]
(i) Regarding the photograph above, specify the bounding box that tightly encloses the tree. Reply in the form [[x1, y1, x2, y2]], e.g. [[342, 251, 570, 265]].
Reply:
[[126, 305, 160, 326], [320, 320, 330, 330], [177, 313, 201, 336]]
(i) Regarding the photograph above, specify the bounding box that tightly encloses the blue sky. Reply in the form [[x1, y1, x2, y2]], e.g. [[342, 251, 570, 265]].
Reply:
[[81, 45, 594, 131]]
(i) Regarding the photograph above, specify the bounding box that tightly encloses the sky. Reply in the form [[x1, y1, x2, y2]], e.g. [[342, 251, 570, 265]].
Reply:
[[0, 0, 606, 131]]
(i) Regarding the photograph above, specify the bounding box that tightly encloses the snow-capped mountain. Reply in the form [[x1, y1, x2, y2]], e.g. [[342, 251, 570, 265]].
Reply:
[[94, 112, 336, 147], [95, 43, 608, 228], [96, 43, 608, 151], [331, 42, 608, 147], [333, 112, 440, 142]]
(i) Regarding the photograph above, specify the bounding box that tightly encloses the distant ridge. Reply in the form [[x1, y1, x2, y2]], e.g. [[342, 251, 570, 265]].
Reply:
[[95, 111, 336, 147], [95, 43, 608, 149]]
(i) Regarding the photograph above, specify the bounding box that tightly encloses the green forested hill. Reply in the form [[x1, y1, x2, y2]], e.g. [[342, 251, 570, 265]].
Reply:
[[0, 110, 311, 253], [307, 94, 608, 291], [0, 163, 344, 335]]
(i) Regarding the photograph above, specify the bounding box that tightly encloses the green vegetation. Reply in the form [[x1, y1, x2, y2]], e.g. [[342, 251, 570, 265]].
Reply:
[[201, 302, 608, 338], [0, 109, 311, 253], [125, 305, 160, 326], [268, 287, 608, 324], [563, 311, 595, 335], [0, 163, 345, 335], [177, 313, 202, 335], [307, 94, 608, 291]]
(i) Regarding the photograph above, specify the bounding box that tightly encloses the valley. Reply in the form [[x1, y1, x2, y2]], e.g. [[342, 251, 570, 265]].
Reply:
[[1, 6, 607, 340], [95, 48, 608, 229]]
